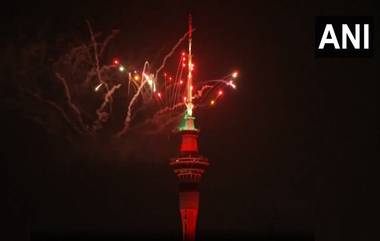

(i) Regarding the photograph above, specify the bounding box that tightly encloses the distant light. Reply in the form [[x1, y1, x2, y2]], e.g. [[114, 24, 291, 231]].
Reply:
[[119, 66, 125, 72], [232, 71, 238, 78], [183, 96, 187, 101], [179, 80, 183, 84], [113, 59, 119, 65], [182, 64, 186, 68], [182, 52, 186, 56], [169, 77, 172, 81], [134, 74, 140, 81], [218, 90, 223, 96], [182, 57, 186, 61], [210, 100, 215, 105], [157, 92, 162, 98]]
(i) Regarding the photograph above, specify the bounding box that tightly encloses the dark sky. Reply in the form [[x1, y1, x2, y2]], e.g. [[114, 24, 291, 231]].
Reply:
[[3, 1, 378, 241]]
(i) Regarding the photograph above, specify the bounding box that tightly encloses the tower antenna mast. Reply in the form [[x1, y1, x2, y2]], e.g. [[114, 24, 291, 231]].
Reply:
[[170, 15, 209, 241], [186, 14, 193, 116]]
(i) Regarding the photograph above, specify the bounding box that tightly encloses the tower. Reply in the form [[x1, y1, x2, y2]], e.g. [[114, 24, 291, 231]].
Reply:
[[169, 14, 209, 241], [169, 115, 209, 241]]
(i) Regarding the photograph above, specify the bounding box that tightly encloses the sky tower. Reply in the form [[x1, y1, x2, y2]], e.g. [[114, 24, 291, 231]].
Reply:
[[169, 15, 209, 241]]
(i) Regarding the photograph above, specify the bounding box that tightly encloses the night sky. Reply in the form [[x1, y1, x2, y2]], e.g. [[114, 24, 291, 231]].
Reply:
[[3, 1, 378, 241]]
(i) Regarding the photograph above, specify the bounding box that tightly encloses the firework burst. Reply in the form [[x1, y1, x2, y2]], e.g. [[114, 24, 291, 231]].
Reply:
[[16, 18, 238, 142], [113, 20, 239, 136]]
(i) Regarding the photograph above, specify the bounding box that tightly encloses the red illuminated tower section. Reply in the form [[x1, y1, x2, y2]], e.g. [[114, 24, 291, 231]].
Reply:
[[170, 115, 209, 241]]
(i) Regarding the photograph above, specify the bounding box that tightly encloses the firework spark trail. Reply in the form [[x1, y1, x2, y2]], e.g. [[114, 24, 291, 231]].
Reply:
[[194, 84, 213, 99], [200, 82, 224, 102], [172, 56, 183, 106], [55, 73, 88, 133], [93, 83, 122, 130], [154, 29, 195, 83], [194, 76, 238, 104], [172, 57, 185, 108], [141, 63, 151, 101], [201, 79, 231, 85], [99, 29, 120, 57], [128, 77, 139, 93], [176, 64, 185, 103], [86, 23, 121, 118], [117, 31, 194, 137], [86, 64, 115, 87], [116, 61, 149, 137], [155, 101, 186, 116], [86, 20, 109, 92], [22, 88, 84, 135], [67, 44, 92, 75]]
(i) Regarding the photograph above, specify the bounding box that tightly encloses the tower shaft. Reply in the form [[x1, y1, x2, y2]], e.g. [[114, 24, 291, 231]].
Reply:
[[179, 190, 199, 241]]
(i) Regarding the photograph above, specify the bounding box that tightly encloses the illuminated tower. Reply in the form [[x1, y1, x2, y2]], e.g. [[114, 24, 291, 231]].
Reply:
[[170, 114, 209, 241], [169, 15, 209, 241]]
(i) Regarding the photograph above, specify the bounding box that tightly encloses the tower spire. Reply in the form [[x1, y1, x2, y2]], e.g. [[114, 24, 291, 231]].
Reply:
[[186, 13, 193, 117]]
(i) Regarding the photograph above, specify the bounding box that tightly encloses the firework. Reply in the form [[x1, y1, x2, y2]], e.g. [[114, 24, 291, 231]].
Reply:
[[24, 18, 238, 139], [111, 22, 239, 136]]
